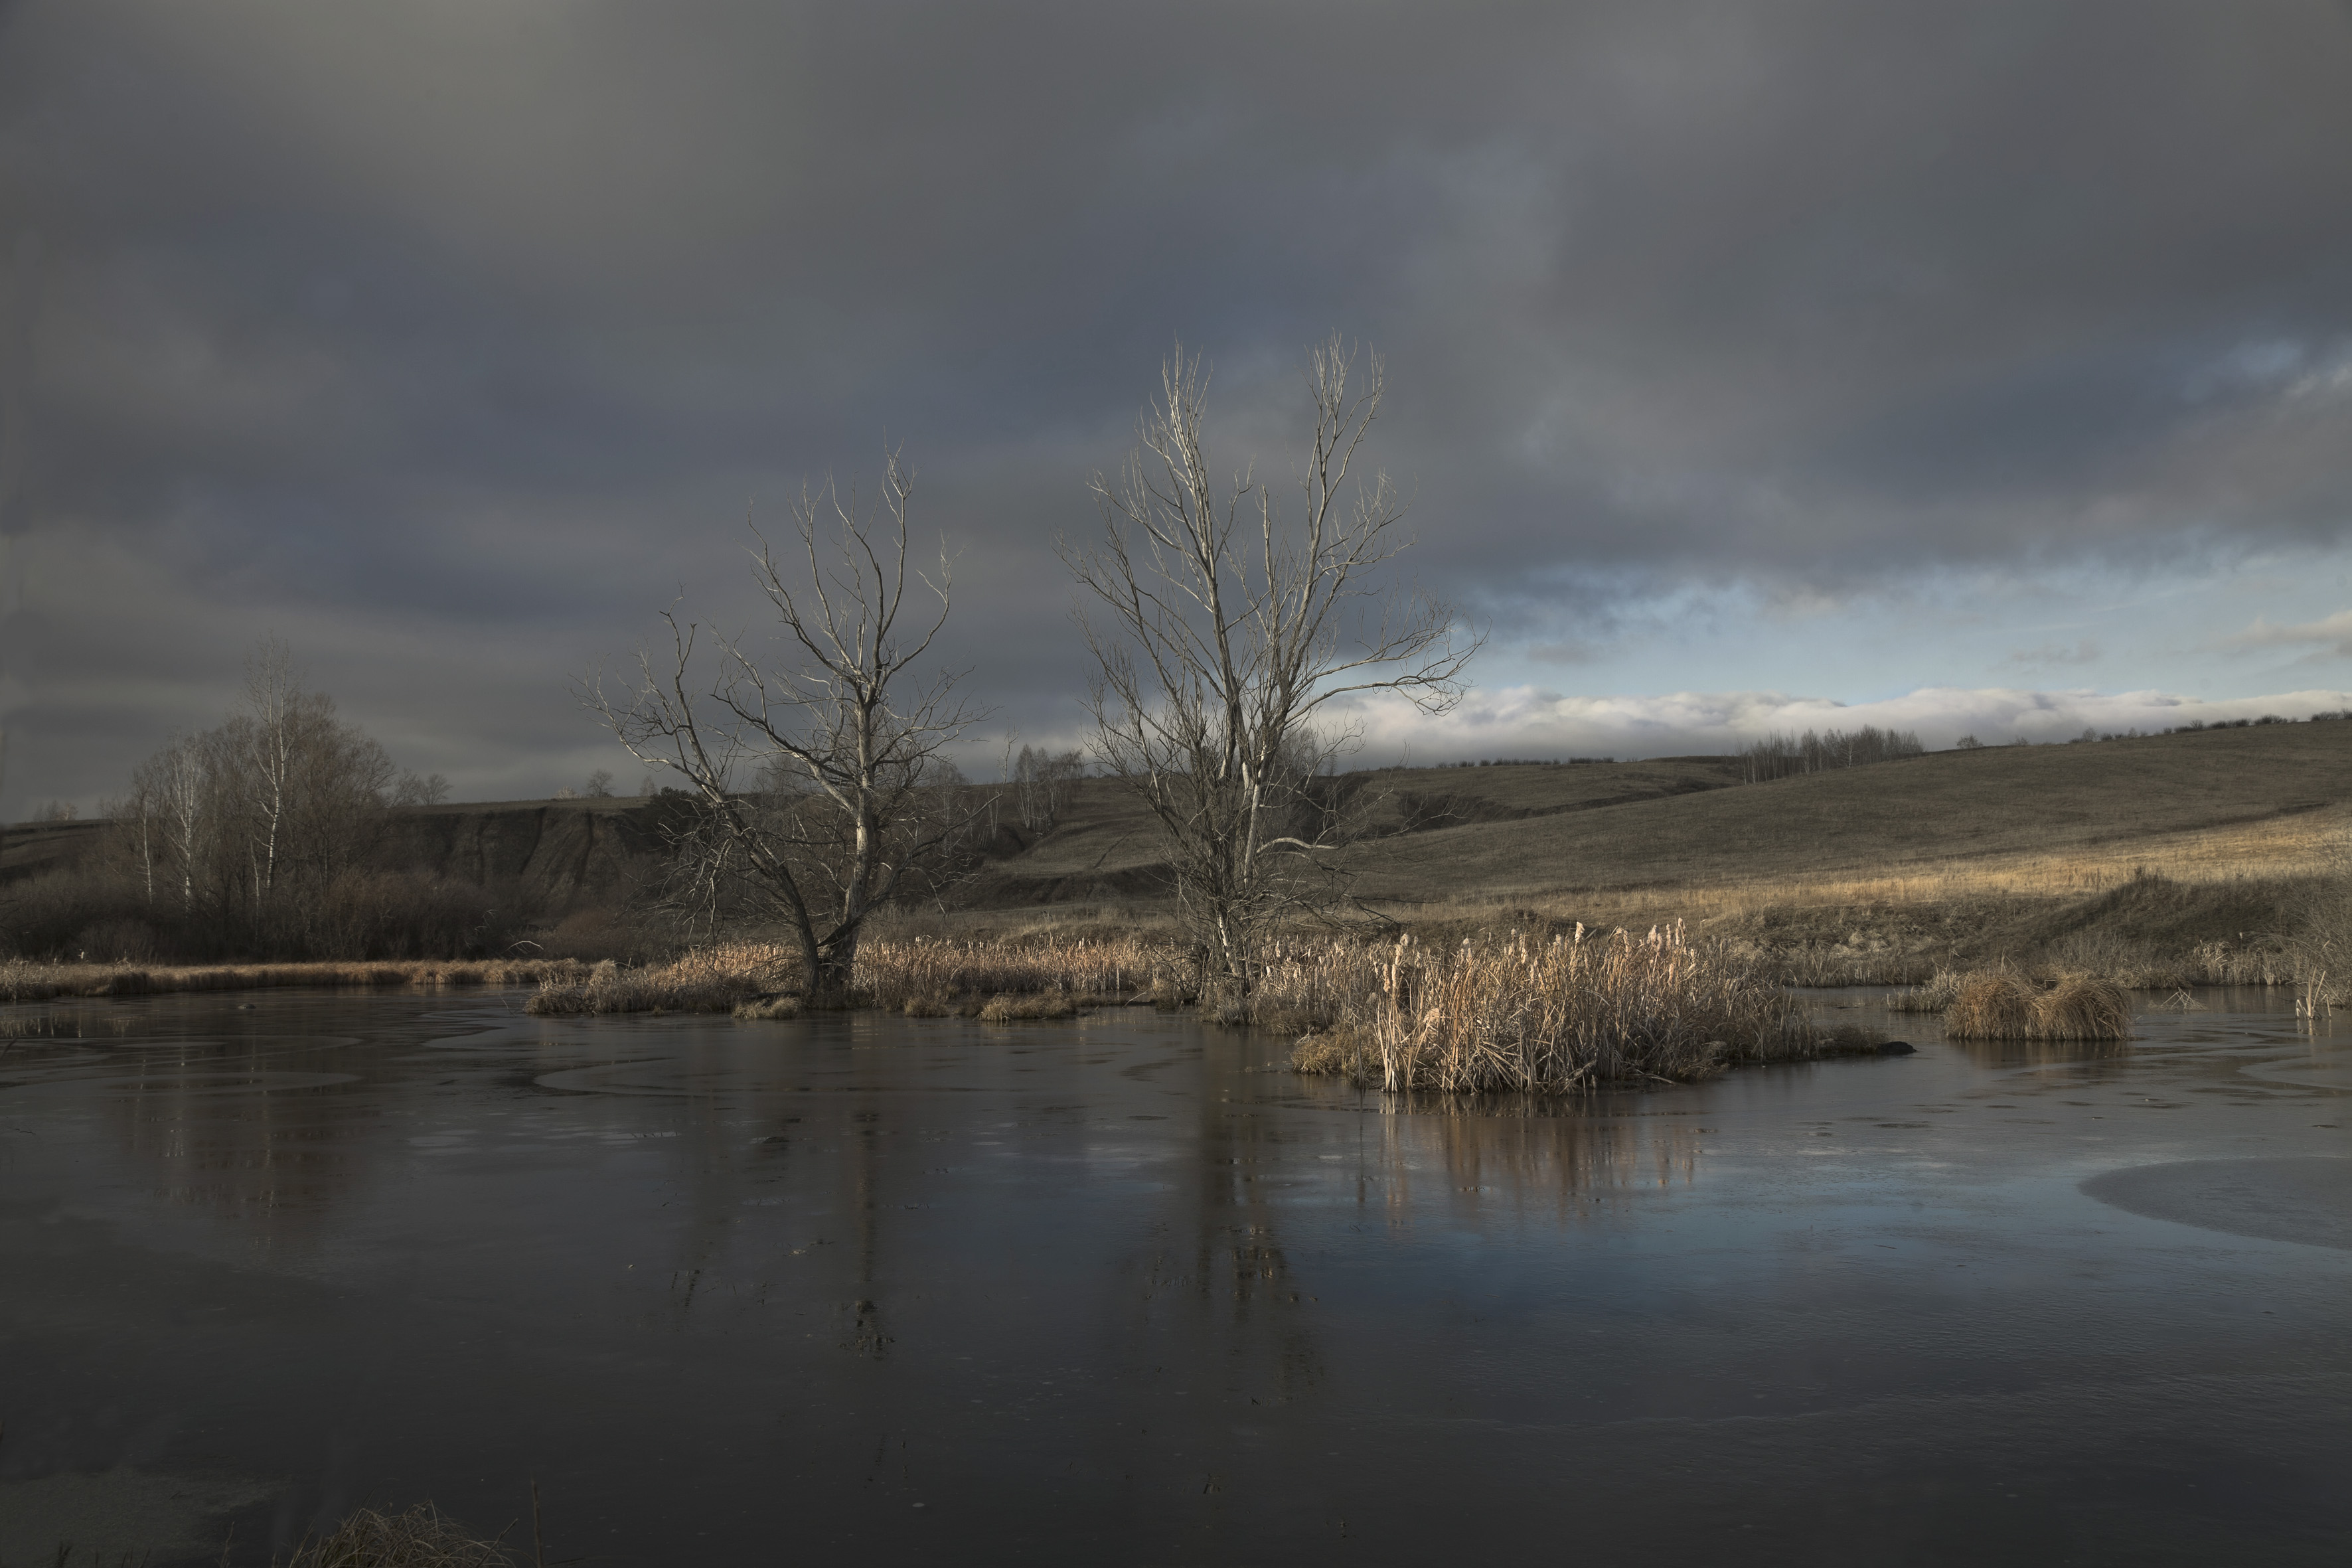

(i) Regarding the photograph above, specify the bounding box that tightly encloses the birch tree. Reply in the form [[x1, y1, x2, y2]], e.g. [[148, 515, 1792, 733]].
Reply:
[[1062, 337, 1478, 990]]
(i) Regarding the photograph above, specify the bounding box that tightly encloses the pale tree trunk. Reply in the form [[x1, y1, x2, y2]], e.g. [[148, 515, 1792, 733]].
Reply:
[[242, 637, 301, 909]]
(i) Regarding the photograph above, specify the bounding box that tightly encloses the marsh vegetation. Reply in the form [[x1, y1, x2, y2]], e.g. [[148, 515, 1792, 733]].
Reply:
[[1279, 924, 1859, 1092], [1938, 970, 2134, 1041]]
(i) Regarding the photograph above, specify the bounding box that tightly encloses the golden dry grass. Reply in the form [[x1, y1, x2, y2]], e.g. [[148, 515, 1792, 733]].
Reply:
[[1942, 969, 2132, 1040], [1283, 924, 1866, 1094], [1944, 970, 2037, 1038], [526, 944, 796, 1015], [855, 934, 1162, 1008]]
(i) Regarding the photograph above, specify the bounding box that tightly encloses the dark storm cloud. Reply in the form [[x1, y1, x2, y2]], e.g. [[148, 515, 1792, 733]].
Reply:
[[5, 1, 2351, 807]]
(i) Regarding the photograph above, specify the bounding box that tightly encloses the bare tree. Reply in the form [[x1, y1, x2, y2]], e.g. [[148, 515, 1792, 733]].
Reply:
[[392, 770, 451, 807], [1061, 336, 1478, 989], [589, 453, 987, 1004]]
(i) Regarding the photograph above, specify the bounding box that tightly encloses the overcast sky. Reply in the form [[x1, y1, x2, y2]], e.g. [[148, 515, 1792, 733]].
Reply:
[[5, 0, 2352, 813]]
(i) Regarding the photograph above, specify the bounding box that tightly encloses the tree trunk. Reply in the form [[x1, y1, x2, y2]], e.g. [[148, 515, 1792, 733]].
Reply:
[[810, 928, 860, 1007]]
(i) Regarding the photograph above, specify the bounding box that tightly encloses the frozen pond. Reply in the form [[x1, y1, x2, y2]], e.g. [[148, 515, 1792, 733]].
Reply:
[[1, 988, 2346, 1565]]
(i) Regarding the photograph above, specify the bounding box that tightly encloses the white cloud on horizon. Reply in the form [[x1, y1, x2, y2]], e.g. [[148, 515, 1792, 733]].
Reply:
[[2221, 609, 2352, 657], [1339, 684, 2352, 762]]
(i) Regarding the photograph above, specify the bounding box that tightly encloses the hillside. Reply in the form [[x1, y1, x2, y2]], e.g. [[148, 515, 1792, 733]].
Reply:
[[13, 722, 2339, 977], [957, 722, 2346, 907], [1335, 722, 2347, 903], [943, 722, 2345, 980]]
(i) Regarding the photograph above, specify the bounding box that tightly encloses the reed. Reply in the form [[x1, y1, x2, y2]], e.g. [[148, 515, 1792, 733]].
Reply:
[[1283, 924, 1855, 1093], [1941, 968, 2132, 1040]]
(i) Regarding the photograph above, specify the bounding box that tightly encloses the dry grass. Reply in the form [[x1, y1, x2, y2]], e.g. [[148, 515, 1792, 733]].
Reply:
[[977, 992, 1083, 1020], [1283, 924, 1866, 1094], [1887, 968, 1966, 1012], [0, 956, 585, 1004], [273, 1502, 513, 1567], [524, 934, 1167, 1018], [854, 933, 1163, 1009], [525, 944, 795, 1015], [1944, 970, 2036, 1037], [1942, 968, 2132, 1040]]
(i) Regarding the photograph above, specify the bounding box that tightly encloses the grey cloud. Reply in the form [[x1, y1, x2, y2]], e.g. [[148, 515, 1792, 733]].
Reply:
[[6, 1, 2352, 810]]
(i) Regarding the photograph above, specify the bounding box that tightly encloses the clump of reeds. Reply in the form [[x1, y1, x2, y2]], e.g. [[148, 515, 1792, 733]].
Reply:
[[1941, 968, 2131, 1040], [526, 944, 795, 1016], [1942, 970, 2035, 1036], [272, 1502, 513, 1567], [732, 994, 803, 1020], [1285, 924, 1843, 1094], [1886, 968, 1965, 1012]]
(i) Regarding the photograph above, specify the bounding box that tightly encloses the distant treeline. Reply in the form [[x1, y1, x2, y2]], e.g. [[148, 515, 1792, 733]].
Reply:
[[1736, 725, 1924, 784], [1, 640, 493, 964]]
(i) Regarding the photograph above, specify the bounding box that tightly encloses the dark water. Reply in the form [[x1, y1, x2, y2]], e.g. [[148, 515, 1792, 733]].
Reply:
[[1, 988, 2346, 1566]]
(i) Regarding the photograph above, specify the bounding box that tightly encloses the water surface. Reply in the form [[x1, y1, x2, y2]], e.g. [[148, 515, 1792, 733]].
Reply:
[[1, 988, 2345, 1565]]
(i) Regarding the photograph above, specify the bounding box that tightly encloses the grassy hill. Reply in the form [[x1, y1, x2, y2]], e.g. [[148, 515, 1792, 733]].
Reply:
[[14, 721, 2337, 982], [949, 720, 2348, 982]]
